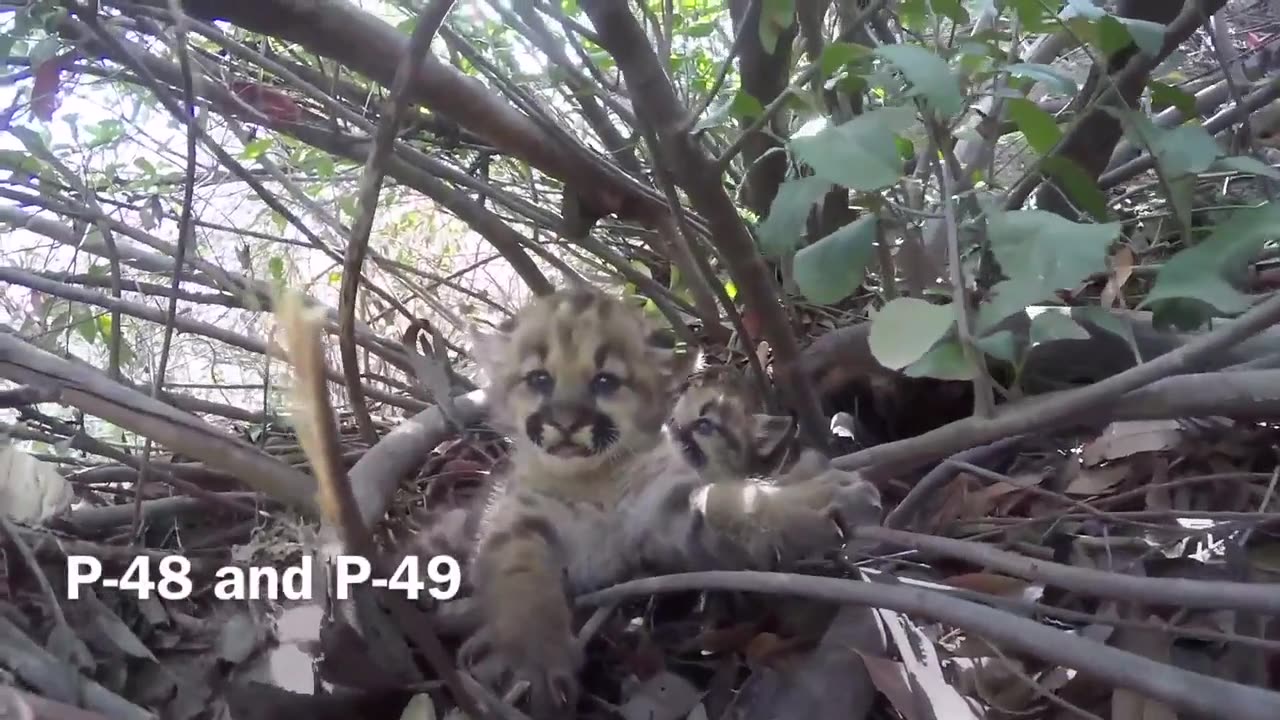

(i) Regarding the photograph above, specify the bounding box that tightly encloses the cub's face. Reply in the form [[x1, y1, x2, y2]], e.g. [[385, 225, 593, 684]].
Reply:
[[471, 287, 696, 472], [669, 382, 754, 481]]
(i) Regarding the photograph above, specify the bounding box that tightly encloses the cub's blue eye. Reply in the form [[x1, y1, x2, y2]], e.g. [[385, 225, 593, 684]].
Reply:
[[525, 370, 554, 394], [591, 372, 621, 396], [692, 418, 715, 435]]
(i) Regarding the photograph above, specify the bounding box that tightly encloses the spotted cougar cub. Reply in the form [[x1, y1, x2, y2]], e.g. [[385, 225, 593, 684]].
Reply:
[[669, 364, 830, 484], [460, 286, 882, 717]]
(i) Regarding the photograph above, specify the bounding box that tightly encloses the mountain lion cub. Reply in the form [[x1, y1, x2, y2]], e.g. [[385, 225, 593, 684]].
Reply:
[[459, 286, 881, 717]]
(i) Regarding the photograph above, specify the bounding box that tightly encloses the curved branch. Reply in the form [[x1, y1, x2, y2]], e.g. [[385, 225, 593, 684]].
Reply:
[[577, 571, 1280, 720], [0, 331, 318, 514]]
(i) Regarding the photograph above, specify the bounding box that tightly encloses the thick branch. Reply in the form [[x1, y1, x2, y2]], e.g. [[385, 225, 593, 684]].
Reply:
[[577, 571, 1280, 720], [577, 0, 830, 449], [0, 331, 318, 514]]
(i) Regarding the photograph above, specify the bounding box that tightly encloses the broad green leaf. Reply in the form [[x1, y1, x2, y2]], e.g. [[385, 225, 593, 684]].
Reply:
[[1149, 80, 1196, 116], [1040, 156, 1109, 221], [1213, 156, 1280, 180], [873, 44, 964, 118], [692, 90, 765, 133], [1076, 305, 1141, 363], [1007, 0, 1060, 32], [789, 106, 914, 191], [929, 0, 970, 24], [1153, 124, 1220, 177], [977, 210, 1123, 332], [793, 214, 878, 304], [757, 175, 832, 257], [28, 36, 59, 67], [269, 255, 285, 282], [904, 339, 978, 380], [1139, 202, 1280, 315], [1150, 297, 1217, 332], [1029, 309, 1089, 346], [759, 0, 795, 54], [819, 42, 870, 77], [1117, 18, 1166, 56], [868, 297, 955, 370], [1007, 97, 1061, 155], [975, 329, 1019, 364], [241, 137, 272, 160], [1005, 63, 1077, 96], [730, 90, 765, 121]]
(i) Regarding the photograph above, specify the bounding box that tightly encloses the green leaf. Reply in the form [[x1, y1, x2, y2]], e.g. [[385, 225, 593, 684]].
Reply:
[[1153, 124, 1220, 177], [1212, 156, 1280, 180], [28, 36, 59, 67], [792, 214, 879, 304], [757, 175, 831, 257], [789, 106, 914, 191], [1005, 63, 1077, 96], [1029, 309, 1089, 346], [975, 329, 1019, 364], [269, 255, 285, 282], [1040, 156, 1109, 221], [928, 0, 970, 24], [868, 297, 955, 370], [977, 210, 1123, 332], [1117, 17, 1166, 56], [1075, 305, 1141, 363], [873, 44, 964, 118], [904, 339, 978, 380], [1007, 97, 1061, 155], [241, 137, 273, 160], [1149, 80, 1196, 116], [1007, 0, 1060, 32], [819, 42, 870, 77], [1139, 202, 1280, 315], [759, 0, 795, 55]]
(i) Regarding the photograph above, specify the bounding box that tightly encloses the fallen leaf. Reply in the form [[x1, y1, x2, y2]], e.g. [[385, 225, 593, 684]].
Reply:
[[1081, 420, 1182, 466], [399, 693, 436, 720], [1064, 463, 1129, 496], [619, 670, 703, 720], [1101, 245, 1135, 309], [0, 444, 74, 523], [876, 608, 983, 720]]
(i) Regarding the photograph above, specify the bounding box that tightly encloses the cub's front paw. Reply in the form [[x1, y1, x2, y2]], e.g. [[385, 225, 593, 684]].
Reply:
[[458, 621, 582, 718], [820, 468, 883, 534]]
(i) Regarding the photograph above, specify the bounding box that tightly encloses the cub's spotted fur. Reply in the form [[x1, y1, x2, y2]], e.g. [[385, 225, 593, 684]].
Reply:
[[459, 286, 882, 718]]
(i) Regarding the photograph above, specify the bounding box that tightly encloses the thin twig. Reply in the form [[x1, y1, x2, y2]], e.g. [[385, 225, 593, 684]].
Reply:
[[340, 1, 457, 444]]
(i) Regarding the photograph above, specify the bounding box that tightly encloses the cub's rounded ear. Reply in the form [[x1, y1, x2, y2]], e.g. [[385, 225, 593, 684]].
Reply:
[[752, 413, 796, 460], [467, 317, 515, 383]]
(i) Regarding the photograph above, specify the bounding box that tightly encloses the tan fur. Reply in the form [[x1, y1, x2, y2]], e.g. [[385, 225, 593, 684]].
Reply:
[[459, 286, 882, 718]]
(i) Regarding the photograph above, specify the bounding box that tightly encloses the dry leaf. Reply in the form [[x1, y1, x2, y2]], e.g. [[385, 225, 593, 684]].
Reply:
[[619, 670, 703, 720], [1064, 463, 1129, 496], [0, 444, 74, 523], [399, 693, 436, 720], [876, 608, 983, 720], [943, 573, 1033, 598], [1081, 420, 1182, 466], [1101, 246, 1135, 309]]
